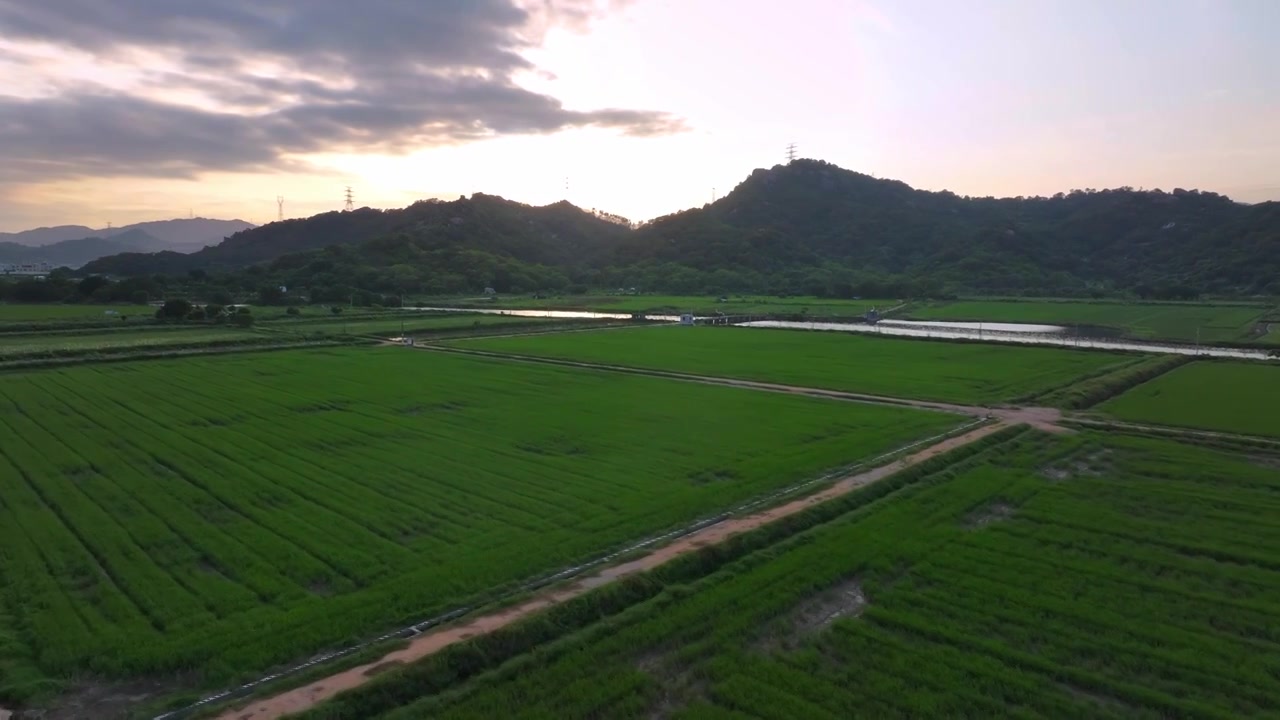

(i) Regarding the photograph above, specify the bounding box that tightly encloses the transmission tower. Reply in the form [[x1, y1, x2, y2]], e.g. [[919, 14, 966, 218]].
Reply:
[[786, 143, 798, 163], [344, 186, 354, 212], [277, 196, 285, 222]]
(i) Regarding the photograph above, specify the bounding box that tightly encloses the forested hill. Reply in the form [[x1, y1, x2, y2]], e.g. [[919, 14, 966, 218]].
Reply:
[[82, 195, 633, 277], [82, 161, 1280, 297], [623, 160, 1278, 296]]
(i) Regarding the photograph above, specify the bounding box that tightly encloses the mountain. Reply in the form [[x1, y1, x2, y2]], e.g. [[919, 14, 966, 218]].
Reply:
[[0, 228, 173, 268], [99, 218, 255, 250], [0, 225, 97, 246], [613, 161, 1280, 295], [83, 195, 633, 277], [1, 218, 254, 250], [81, 161, 1280, 297]]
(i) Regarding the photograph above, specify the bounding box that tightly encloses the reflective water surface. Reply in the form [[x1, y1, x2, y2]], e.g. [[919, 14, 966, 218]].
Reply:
[[738, 320, 1277, 361]]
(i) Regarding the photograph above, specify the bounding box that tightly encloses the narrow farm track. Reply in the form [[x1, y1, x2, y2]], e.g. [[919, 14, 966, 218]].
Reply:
[[1068, 417, 1280, 447], [415, 343, 1069, 432], [214, 421, 1011, 720]]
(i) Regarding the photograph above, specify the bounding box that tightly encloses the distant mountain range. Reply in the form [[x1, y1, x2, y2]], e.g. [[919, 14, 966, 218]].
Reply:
[[0, 218, 255, 268], [78, 162, 1280, 297]]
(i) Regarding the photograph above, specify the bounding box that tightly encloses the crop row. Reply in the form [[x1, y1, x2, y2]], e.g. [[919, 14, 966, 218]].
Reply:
[[0, 347, 956, 704], [324, 430, 1280, 719], [1100, 360, 1280, 438], [448, 325, 1131, 405]]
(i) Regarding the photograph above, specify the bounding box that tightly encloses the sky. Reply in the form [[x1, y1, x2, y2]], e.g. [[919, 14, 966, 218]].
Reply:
[[0, 0, 1277, 232]]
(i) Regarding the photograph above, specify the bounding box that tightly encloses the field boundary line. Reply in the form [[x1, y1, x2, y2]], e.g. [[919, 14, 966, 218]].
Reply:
[[1065, 418, 1280, 449], [416, 343, 995, 417], [0, 339, 353, 373], [160, 420, 992, 720]]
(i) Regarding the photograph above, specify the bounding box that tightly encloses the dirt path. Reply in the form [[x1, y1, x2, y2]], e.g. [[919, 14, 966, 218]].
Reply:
[[216, 422, 1009, 720], [419, 344, 1066, 430]]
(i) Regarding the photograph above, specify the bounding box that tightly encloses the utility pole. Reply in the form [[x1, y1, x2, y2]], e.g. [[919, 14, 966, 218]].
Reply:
[[786, 143, 798, 163], [344, 186, 354, 212], [277, 196, 285, 222]]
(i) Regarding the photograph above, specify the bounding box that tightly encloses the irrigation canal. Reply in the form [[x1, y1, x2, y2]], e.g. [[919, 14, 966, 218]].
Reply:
[[404, 306, 1277, 360]]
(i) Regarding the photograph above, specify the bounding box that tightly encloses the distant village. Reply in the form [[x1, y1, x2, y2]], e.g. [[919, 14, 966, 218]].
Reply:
[[1, 261, 53, 277]]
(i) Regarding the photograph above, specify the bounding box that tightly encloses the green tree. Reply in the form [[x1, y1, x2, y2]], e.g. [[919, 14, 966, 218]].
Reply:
[[158, 298, 193, 319], [257, 284, 285, 305], [77, 275, 111, 298]]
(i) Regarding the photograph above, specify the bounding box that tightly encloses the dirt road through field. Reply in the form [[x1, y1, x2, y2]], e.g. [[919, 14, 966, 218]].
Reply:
[[215, 421, 1010, 720]]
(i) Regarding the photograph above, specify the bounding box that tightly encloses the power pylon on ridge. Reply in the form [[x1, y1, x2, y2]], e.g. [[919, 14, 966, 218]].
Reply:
[[344, 186, 354, 212], [277, 196, 285, 222], [786, 143, 798, 163]]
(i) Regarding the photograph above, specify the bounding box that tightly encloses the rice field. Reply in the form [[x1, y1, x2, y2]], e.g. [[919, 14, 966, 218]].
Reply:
[[0, 347, 956, 701], [447, 325, 1136, 405], [260, 313, 564, 338], [0, 304, 151, 321], [1099, 360, 1280, 438], [0, 327, 269, 360], [908, 300, 1271, 343], [321, 430, 1280, 719]]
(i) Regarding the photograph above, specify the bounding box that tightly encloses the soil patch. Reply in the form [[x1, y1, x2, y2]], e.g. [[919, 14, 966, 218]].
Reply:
[[308, 580, 335, 597], [1039, 449, 1111, 482], [634, 648, 707, 720], [1058, 682, 1136, 712], [964, 501, 1017, 529], [27, 675, 196, 720], [1249, 454, 1280, 470], [757, 578, 867, 653]]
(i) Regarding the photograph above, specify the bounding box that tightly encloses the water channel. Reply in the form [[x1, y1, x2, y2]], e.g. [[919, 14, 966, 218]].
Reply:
[[408, 306, 688, 322], [738, 320, 1277, 361], [408, 306, 1275, 361]]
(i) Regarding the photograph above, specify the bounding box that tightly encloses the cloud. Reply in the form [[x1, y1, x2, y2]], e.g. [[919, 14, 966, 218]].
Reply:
[[0, 0, 685, 184]]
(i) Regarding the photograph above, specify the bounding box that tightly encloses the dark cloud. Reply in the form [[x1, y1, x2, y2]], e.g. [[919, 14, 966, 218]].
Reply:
[[0, 0, 684, 182]]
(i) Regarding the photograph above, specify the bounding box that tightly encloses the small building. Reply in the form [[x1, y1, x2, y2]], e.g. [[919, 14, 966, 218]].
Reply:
[[680, 314, 695, 325], [1, 261, 52, 277], [864, 308, 881, 324]]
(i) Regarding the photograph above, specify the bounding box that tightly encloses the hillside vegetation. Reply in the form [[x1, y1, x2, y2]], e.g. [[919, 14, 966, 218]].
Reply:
[[78, 161, 1279, 300]]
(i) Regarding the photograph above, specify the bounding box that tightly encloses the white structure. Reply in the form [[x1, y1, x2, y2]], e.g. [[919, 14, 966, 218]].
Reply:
[[1, 261, 52, 276]]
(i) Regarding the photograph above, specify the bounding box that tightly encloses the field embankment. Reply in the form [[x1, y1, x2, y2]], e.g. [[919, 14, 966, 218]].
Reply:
[[446, 325, 1133, 405]]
